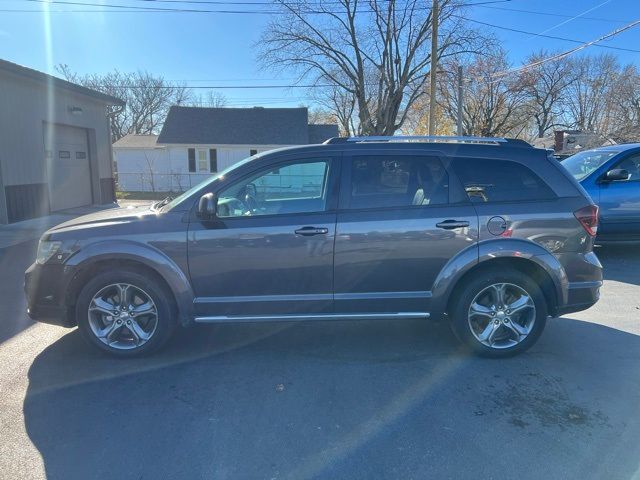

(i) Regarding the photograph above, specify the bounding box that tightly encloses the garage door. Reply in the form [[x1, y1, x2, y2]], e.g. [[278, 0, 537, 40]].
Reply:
[[45, 124, 93, 211]]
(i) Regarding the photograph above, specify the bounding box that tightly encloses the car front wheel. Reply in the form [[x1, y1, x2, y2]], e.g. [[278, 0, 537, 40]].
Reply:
[[450, 268, 548, 357], [76, 268, 176, 357]]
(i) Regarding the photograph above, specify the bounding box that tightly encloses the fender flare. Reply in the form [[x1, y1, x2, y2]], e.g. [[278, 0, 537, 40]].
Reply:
[[65, 240, 194, 325], [430, 239, 568, 317]]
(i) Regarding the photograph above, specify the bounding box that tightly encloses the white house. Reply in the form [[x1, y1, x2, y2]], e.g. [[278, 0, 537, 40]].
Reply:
[[113, 106, 339, 192]]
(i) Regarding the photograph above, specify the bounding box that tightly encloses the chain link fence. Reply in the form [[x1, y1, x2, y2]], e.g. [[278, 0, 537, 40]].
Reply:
[[116, 172, 212, 193]]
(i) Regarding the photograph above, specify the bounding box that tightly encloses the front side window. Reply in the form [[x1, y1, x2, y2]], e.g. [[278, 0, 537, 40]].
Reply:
[[453, 158, 555, 203], [217, 160, 330, 217], [349, 155, 448, 209], [615, 154, 640, 181]]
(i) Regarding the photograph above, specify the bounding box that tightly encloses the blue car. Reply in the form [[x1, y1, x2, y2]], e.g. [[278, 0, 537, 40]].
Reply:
[[562, 144, 640, 242]]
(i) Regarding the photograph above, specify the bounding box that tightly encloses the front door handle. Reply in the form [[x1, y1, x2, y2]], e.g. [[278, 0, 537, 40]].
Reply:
[[295, 226, 329, 236], [436, 220, 470, 230]]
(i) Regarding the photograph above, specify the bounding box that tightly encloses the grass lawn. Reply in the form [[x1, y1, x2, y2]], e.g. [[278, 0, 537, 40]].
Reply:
[[116, 191, 177, 201]]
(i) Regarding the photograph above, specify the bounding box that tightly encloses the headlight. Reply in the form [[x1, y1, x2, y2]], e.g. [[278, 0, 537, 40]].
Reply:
[[36, 240, 62, 264]]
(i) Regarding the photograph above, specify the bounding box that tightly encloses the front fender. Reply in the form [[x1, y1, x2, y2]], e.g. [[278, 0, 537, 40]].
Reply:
[[430, 239, 568, 318], [66, 240, 194, 325]]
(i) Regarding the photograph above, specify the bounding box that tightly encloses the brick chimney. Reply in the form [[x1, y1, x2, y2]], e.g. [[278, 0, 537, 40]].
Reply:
[[554, 130, 565, 153]]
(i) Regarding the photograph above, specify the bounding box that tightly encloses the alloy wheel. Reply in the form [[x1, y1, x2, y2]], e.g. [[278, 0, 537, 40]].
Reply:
[[87, 283, 158, 350], [467, 282, 536, 349]]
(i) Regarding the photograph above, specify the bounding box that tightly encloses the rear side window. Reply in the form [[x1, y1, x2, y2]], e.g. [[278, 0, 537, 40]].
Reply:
[[452, 158, 556, 203], [349, 155, 448, 209]]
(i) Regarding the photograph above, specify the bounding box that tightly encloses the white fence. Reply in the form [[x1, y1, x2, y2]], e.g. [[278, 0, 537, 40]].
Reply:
[[116, 172, 212, 193]]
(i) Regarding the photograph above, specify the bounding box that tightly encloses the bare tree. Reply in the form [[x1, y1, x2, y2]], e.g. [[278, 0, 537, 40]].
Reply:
[[310, 82, 358, 135], [259, 0, 489, 135], [56, 65, 191, 142], [517, 51, 578, 138], [143, 152, 156, 193], [190, 91, 228, 107], [562, 54, 619, 134], [607, 64, 640, 140], [437, 49, 527, 137]]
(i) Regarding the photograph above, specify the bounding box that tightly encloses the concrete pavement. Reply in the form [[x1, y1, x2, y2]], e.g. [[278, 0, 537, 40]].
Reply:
[[0, 216, 639, 479]]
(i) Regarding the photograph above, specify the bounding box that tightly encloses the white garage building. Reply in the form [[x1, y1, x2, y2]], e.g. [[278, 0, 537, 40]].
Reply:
[[113, 106, 339, 192], [0, 59, 124, 223]]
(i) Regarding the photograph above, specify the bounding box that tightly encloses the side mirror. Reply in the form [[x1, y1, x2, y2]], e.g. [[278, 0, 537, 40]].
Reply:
[[603, 168, 630, 182], [197, 193, 217, 219]]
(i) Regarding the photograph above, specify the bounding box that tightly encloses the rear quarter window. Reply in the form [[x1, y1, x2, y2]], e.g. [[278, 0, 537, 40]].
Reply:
[[452, 158, 556, 203]]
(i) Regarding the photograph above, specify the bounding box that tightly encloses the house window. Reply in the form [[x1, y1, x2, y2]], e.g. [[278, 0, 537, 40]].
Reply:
[[188, 148, 196, 172], [250, 149, 258, 156], [59, 151, 71, 159], [76, 151, 87, 159], [209, 149, 218, 172], [198, 150, 208, 172]]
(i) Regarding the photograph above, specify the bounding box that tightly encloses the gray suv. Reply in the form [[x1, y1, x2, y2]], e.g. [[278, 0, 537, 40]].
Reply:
[[25, 136, 603, 357]]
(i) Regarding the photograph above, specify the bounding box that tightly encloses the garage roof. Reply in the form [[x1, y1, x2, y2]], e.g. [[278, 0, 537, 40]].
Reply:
[[113, 134, 161, 148], [0, 58, 125, 106]]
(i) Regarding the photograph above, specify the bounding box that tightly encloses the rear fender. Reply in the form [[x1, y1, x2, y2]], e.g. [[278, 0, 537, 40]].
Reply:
[[430, 239, 568, 318]]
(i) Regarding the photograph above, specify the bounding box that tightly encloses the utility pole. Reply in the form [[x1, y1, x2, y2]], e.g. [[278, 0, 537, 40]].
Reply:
[[428, 0, 438, 135], [457, 65, 463, 136]]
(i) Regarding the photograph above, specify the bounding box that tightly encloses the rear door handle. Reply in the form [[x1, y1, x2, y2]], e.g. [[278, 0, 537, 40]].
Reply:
[[294, 226, 329, 236], [436, 220, 470, 230]]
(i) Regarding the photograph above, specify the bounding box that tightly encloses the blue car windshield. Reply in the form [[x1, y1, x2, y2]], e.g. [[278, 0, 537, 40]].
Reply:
[[562, 150, 619, 181]]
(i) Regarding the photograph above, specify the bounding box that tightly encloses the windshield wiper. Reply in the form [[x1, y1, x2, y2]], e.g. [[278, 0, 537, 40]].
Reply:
[[152, 196, 173, 211]]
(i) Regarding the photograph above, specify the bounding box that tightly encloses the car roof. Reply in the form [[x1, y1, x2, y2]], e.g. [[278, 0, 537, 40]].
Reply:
[[262, 139, 547, 162], [585, 143, 640, 153]]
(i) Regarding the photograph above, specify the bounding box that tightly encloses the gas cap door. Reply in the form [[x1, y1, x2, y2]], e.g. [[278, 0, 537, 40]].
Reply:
[[487, 216, 507, 236]]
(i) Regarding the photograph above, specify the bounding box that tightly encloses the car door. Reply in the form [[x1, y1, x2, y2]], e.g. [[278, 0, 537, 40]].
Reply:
[[333, 150, 478, 315], [597, 153, 640, 239], [188, 154, 339, 318]]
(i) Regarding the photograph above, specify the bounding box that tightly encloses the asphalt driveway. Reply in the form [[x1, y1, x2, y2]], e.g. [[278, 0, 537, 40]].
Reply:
[[0, 236, 639, 480]]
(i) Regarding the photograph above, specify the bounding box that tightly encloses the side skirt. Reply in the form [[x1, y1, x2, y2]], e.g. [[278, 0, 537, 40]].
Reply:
[[194, 312, 430, 324]]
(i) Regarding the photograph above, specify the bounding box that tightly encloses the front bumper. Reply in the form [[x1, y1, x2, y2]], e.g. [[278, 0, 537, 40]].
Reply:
[[25, 262, 75, 327]]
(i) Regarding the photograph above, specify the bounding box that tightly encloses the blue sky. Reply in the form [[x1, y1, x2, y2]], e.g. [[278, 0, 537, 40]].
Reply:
[[0, 0, 638, 107]]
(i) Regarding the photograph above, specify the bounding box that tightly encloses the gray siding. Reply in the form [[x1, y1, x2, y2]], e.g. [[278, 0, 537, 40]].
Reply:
[[0, 68, 115, 223]]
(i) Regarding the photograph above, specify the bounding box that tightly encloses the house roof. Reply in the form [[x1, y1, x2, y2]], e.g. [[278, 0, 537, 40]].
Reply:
[[113, 134, 160, 149], [308, 124, 339, 144], [0, 58, 125, 106], [158, 106, 319, 145]]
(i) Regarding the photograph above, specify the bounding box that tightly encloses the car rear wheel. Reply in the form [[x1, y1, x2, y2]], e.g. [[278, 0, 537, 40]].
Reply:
[[449, 268, 548, 357], [76, 268, 176, 357]]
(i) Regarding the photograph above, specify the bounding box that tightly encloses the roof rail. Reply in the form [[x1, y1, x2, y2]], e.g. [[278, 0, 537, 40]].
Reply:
[[324, 135, 531, 146]]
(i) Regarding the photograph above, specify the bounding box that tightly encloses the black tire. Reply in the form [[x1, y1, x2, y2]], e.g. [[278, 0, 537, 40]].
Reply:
[[449, 268, 548, 358], [76, 268, 177, 357]]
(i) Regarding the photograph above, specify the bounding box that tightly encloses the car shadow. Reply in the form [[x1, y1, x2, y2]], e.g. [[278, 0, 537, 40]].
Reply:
[[23, 317, 640, 480], [595, 243, 640, 286], [0, 240, 38, 345]]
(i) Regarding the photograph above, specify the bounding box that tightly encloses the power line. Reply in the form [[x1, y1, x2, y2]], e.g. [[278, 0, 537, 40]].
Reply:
[[535, 0, 613, 36], [477, 5, 630, 24], [487, 19, 640, 81], [10, 0, 511, 14], [65, 83, 336, 88], [456, 16, 640, 53]]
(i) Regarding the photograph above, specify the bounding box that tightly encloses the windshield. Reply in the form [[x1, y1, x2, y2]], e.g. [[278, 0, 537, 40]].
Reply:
[[562, 150, 619, 181], [161, 155, 259, 211]]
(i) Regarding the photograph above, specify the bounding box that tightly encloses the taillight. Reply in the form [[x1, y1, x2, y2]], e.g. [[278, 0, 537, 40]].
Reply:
[[574, 205, 599, 236]]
